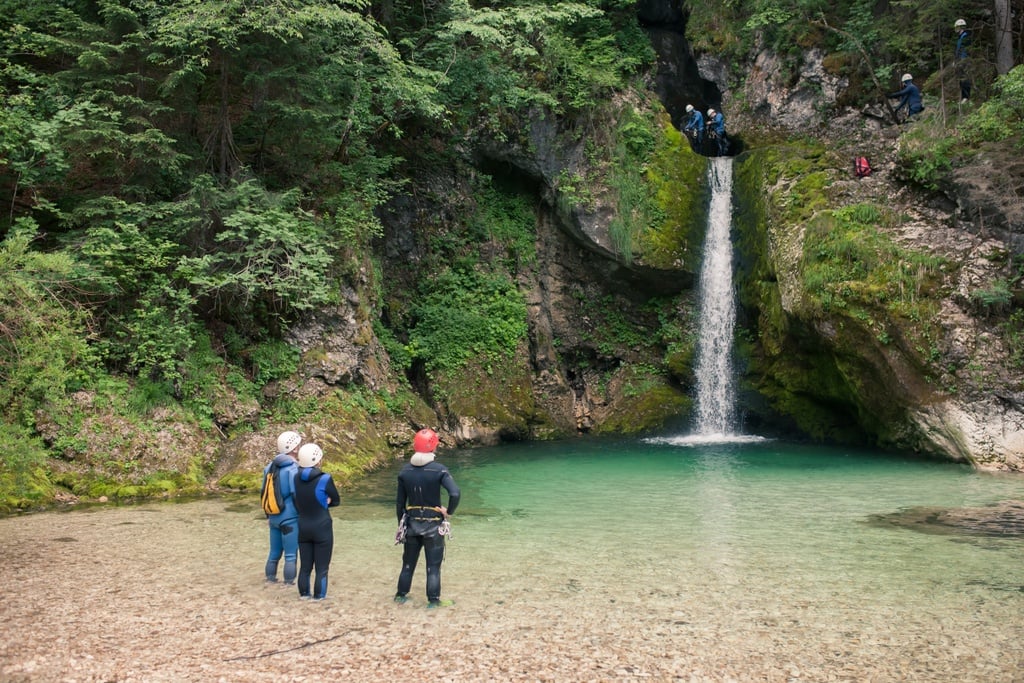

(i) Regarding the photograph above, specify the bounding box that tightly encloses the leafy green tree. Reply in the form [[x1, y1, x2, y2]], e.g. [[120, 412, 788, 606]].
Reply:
[[0, 221, 100, 424], [174, 176, 336, 334]]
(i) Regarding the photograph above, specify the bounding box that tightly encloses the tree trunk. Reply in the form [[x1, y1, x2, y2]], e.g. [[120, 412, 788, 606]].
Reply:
[[994, 0, 1013, 75]]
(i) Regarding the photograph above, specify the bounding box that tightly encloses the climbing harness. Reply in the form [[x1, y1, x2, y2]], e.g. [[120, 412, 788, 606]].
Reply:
[[394, 507, 453, 543]]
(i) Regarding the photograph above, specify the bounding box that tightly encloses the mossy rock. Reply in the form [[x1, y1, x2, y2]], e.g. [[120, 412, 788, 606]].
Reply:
[[219, 471, 262, 492], [433, 348, 538, 438], [595, 371, 692, 435], [0, 469, 57, 514], [636, 115, 709, 272]]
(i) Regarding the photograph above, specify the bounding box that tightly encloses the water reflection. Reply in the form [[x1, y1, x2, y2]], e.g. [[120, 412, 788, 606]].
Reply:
[[692, 448, 741, 580]]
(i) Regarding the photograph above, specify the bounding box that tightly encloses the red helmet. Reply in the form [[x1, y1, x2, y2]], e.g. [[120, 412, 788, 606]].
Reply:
[[413, 428, 439, 453]]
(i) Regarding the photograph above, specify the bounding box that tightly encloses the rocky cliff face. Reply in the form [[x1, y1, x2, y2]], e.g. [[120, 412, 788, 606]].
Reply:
[[369, 115, 697, 446], [276, 6, 1024, 472], [229, 4, 1024, 475], [638, 5, 1024, 470]]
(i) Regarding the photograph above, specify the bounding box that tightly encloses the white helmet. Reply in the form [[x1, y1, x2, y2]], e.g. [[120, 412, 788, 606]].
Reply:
[[298, 443, 323, 468], [686, 104, 693, 113], [277, 431, 301, 455], [708, 108, 716, 116], [901, 73, 912, 82], [954, 18, 966, 29]]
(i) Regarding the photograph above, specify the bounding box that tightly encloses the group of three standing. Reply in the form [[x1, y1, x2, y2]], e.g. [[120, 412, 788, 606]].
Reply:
[[261, 428, 461, 607]]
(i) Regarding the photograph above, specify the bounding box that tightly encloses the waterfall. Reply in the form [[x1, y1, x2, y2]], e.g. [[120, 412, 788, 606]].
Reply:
[[645, 157, 766, 448], [693, 157, 736, 436]]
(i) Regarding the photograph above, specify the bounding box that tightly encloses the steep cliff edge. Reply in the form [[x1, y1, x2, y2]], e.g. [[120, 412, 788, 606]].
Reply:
[[719, 54, 1024, 470]]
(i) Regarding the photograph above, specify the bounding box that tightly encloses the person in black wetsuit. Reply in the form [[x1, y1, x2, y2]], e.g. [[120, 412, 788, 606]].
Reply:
[[293, 443, 340, 601], [394, 428, 461, 608]]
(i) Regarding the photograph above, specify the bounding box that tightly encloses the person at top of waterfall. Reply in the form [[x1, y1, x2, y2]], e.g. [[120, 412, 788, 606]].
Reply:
[[263, 431, 301, 585], [706, 108, 728, 156], [954, 19, 972, 103], [887, 73, 923, 121], [682, 104, 704, 148], [294, 443, 340, 601], [394, 428, 461, 608]]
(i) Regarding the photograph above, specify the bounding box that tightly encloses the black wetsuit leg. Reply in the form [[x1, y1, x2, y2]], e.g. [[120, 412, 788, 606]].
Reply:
[[422, 533, 445, 602], [310, 529, 333, 599], [397, 534, 423, 596], [297, 536, 314, 597], [297, 518, 334, 599]]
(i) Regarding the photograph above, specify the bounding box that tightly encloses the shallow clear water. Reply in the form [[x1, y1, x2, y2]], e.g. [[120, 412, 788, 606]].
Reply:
[[349, 438, 1024, 604], [345, 437, 1024, 677], [344, 440, 1024, 618], [3, 437, 1022, 681]]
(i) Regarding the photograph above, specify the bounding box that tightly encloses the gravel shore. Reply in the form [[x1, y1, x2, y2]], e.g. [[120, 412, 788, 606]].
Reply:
[[1, 497, 1021, 682]]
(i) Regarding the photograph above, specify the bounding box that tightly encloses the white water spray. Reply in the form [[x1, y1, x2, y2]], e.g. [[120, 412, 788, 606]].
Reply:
[[693, 157, 737, 437]]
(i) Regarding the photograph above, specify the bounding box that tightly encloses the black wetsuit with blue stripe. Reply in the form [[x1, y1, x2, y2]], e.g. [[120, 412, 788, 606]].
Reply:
[[293, 467, 340, 599]]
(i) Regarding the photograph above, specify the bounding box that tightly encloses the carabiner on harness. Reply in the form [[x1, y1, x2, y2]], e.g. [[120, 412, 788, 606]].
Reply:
[[394, 515, 408, 545]]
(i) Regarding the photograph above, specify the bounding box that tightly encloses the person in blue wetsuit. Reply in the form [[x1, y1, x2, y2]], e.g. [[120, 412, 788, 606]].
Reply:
[[887, 73, 923, 121], [263, 431, 301, 585], [706, 108, 729, 156], [682, 104, 704, 149], [294, 443, 340, 600], [394, 428, 461, 608], [954, 19, 971, 102]]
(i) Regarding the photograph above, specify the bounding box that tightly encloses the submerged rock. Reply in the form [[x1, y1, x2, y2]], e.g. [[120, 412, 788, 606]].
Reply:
[[867, 499, 1024, 537]]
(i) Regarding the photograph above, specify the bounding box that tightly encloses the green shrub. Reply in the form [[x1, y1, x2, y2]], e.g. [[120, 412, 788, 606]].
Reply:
[[406, 268, 527, 373], [971, 280, 1012, 316], [962, 65, 1024, 145], [0, 222, 101, 426], [896, 123, 955, 191], [0, 422, 54, 511], [1003, 309, 1024, 369], [249, 340, 301, 386], [470, 178, 537, 268]]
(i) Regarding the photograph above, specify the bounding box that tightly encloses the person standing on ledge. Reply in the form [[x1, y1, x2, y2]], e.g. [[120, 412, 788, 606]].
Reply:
[[682, 104, 704, 149], [263, 431, 301, 586], [706, 108, 729, 156], [954, 18, 972, 103], [394, 428, 461, 608], [294, 443, 340, 601]]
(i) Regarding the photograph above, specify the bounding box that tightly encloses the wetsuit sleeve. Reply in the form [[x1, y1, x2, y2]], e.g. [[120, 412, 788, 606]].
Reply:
[[887, 86, 908, 111], [441, 472, 461, 516], [395, 472, 408, 522], [326, 476, 340, 508]]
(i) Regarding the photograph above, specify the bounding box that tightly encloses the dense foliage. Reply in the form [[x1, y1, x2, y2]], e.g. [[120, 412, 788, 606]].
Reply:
[[0, 0, 1018, 502], [0, 0, 657, 499]]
